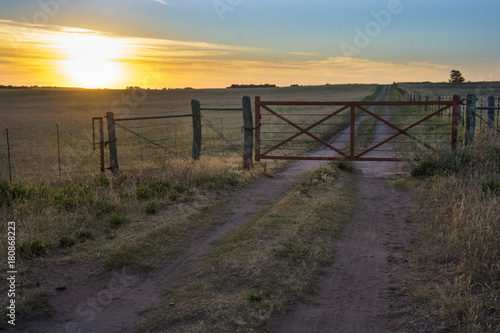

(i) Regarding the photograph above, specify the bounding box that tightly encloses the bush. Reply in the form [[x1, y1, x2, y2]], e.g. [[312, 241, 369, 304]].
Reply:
[[19, 238, 50, 257], [334, 160, 357, 173], [53, 183, 93, 210], [135, 179, 171, 200], [75, 230, 92, 242], [59, 235, 76, 248], [94, 174, 110, 188], [106, 213, 126, 228], [143, 201, 158, 215], [192, 170, 239, 190], [409, 149, 472, 178], [95, 198, 115, 218]]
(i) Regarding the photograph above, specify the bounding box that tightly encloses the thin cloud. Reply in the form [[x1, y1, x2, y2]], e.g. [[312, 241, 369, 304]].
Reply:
[[151, 0, 170, 6]]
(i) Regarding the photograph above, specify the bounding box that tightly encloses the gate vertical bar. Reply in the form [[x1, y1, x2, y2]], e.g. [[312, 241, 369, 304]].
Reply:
[[451, 95, 460, 150], [350, 104, 355, 160], [242, 95, 253, 169], [255, 96, 261, 162], [106, 112, 119, 173], [191, 100, 202, 160], [487, 96, 495, 133], [465, 93, 476, 146]]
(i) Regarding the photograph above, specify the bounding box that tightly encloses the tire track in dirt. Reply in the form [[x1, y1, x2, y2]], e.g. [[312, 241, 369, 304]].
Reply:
[[20, 86, 407, 333], [268, 86, 418, 332]]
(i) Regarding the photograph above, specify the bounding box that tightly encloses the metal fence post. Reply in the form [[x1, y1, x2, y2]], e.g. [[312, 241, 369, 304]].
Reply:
[[191, 100, 202, 160], [106, 112, 119, 173], [451, 95, 460, 150], [465, 93, 476, 146], [242, 95, 253, 169]]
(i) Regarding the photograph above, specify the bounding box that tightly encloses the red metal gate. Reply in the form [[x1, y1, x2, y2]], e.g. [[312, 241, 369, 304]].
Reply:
[[255, 95, 462, 162]]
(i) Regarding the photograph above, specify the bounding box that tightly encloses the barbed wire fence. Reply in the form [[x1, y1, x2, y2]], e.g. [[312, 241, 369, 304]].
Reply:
[[395, 85, 500, 132], [1, 96, 252, 185], [1, 124, 99, 184]]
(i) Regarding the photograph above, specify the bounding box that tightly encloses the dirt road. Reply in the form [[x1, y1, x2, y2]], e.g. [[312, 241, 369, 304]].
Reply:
[[268, 87, 416, 332], [20, 85, 417, 333]]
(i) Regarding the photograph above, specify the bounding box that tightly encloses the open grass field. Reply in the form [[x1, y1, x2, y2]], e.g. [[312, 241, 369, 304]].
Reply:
[[0, 84, 377, 184], [397, 81, 500, 100]]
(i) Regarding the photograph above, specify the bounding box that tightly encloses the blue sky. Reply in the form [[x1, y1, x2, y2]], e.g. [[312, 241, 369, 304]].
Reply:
[[0, 0, 499, 88]]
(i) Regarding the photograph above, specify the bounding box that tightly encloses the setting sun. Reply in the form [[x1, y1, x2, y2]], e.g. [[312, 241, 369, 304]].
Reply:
[[56, 34, 127, 88]]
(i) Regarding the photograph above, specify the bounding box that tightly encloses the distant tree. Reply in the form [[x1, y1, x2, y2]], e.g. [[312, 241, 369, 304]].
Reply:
[[449, 70, 465, 83]]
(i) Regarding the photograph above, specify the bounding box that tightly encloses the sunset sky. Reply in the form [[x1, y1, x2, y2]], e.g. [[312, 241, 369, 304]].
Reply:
[[1, 0, 499, 89]]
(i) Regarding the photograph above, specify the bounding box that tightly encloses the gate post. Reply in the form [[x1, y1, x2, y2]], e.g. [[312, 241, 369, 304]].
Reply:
[[106, 112, 119, 174], [465, 93, 476, 146], [191, 100, 202, 160], [242, 95, 253, 169]]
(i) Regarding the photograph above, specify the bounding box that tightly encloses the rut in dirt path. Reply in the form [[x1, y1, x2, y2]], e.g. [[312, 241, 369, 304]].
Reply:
[[267, 170, 416, 333], [268, 87, 417, 333], [20, 86, 394, 333]]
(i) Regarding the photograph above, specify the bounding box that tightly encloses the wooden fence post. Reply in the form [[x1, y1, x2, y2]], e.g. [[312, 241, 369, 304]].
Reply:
[[191, 100, 202, 160], [106, 112, 119, 173], [242, 95, 253, 169], [465, 93, 476, 146], [487, 96, 495, 134]]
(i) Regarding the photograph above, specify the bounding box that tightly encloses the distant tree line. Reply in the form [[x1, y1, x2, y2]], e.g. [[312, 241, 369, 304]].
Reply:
[[0, 85, 35, 89], [227, 84, 277, 89]]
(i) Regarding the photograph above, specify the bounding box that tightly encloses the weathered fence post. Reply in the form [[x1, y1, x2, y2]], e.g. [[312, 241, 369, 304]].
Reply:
[[242, 95, 253, 169], [465, 93, 476, 146], [106, 112, 119, 174], [487, 96, 495, 134], [191, 100, 202, 160]]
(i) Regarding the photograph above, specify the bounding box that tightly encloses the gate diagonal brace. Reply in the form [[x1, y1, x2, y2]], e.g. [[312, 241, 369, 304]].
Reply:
[[353, 104, 453, 157], [260, 104, 350, 158]]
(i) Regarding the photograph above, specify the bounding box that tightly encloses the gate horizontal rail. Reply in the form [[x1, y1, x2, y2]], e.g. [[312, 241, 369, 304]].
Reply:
[[255, 95, 463, 162]]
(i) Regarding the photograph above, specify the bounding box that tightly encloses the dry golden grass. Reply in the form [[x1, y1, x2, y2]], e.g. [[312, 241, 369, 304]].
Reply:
[[407, 133, 500, 332]]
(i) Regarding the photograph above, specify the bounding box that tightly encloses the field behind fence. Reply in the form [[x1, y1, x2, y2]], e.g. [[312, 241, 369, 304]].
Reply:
[[0, 84, 377, 185], [397, 82, 500, 132]]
